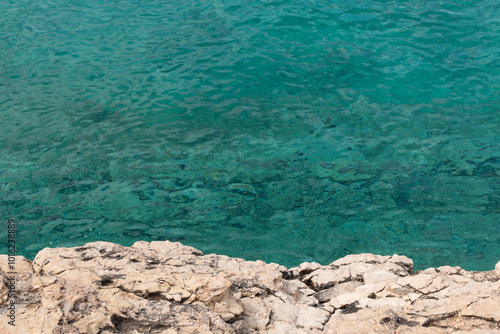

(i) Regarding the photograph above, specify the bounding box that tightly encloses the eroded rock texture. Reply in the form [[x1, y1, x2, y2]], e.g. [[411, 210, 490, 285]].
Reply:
[[0, 241, 499, 333]]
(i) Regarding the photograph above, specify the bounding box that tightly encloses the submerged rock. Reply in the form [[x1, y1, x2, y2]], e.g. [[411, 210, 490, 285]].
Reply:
[[0, 241, 499, 333]]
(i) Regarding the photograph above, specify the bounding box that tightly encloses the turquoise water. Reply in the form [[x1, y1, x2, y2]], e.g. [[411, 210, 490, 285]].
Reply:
[[1, 0, 499, 270]]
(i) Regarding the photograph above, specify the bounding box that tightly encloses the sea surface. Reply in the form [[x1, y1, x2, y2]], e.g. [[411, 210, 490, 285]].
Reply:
[[1, 0, 499, 270]]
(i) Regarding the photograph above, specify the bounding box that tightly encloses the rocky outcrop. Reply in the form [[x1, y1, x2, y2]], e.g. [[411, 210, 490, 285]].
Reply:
[[1, 241, 499, 333]]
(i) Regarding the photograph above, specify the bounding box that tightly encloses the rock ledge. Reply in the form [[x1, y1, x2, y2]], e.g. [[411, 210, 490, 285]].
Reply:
[[1, 241, 499, 333]]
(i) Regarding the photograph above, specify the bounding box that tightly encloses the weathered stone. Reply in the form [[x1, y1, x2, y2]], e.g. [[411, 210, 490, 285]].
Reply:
[[240, 297, 270, 331], [0, 255, 34, 274], [267, 321, 312, 334], [436, 280, 497, 299], [410, 295, 478, 316], [397, 274, 434, 290], [265, 295, 299, 323], [363, 270, 398, 284], [296, 305, 331, 329], [314, 281, 363, 303], [349, 262, 377, 279], [376, 282, 413, 299], [462, 297, 500, 322], [354, 282, 387, 296], [387, 254, 414, 271], [436, 265, 461, 275], [323, 308, 395, 333], [330, 253, 390, 267], [305, 266, 351, 290], [331, 291, 368, 308], [298, 262, 323, 275], [0, 241, 498, 334], [357, 296, 409, 309]]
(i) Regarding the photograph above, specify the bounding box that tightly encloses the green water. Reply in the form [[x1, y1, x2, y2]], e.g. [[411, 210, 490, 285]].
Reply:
[[0, 0, 499, 270]]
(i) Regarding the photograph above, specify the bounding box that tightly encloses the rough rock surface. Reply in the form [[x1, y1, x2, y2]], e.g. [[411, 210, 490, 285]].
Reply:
[[1, 241, 499, 333]]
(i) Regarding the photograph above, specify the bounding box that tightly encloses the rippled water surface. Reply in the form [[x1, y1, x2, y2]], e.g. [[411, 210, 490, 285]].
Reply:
[[1, 0, 499, 270]]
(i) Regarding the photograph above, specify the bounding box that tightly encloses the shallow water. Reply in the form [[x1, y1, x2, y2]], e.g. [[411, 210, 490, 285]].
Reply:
[[1, 0, 499, 270]]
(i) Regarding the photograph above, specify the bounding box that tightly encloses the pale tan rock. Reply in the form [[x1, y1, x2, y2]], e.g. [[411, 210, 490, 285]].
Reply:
[[265, 295, 299, 323], [376, 282, 414, 299], [305, 266, 351, 290], [355, 282, 387, 296], [331, 291, 368, 308], [72, 310, 112, 334], [397, 325, 449, 333], [296, 305, 330, 329], [349, 262, 377, 279], [330, 253, 390, 267], [283, 279, 307, 299], [437, 265, 461, 275], [495, 261, 500, 277], [421, 267, 438, 275], [298, 262, 323, 275], [437, 280, 496, 298], [314, 280, 364, 303], [410, 295, 478, 316], [0, 241, 498, 334], [0, 255, 33, 274], [240, 297, 270, 331], [267, 321, 312, 334], [213, 290, 244, 322], [462, 297, 500, 322], [323, 308, 394, 333], [397, 273, 434, 290], [408, 292, 421, 303], [450, 274, 472, 284], [453, 331, 500, 334], [357, 296, 409, 309], [363, 270, 398, 284], [387, 254, 414, 270], [380, 261, 410, 276]]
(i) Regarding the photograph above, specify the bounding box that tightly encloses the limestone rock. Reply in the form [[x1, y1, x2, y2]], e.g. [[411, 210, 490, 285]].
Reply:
[[304, 266, 351, 290], [387, 254, 414, 271], [0, 241, 498, 333], [363, 270, 398, 284], [462, 297, 500, 322]]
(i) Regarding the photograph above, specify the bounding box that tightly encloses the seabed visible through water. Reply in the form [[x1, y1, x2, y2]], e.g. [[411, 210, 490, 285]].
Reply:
[[0, 0, 499, 270]]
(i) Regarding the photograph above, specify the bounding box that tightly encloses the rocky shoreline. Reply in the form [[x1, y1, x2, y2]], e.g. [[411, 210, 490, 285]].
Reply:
[[1, 240, 499, 333]]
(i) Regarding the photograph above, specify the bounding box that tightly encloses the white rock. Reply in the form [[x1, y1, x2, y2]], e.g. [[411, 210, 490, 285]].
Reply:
[[438, 281, 494, 298], [397, 274, 434, 290], [306, 266, 351, 290], [421, 267, 438, 276], [283, 279, 306, 299], [349, 262, 377, 279], [267, 321, 310, 334], [331, 291, 367, 308], [240, 297, 270, 330], [3, 241, 499, 334], [408, 293, 421, 303], [355, 282, 387, 296], [298, 262, 322, 275], [296, 305, 331, 329], [0, 255, 34, 274], [387, 254, 414, 270], [436, 265, 461, 275], [357, 297, 408, 309], [363, 270, 398, 284], [330, 253, 390, 267], [268, 300, 298, 323]]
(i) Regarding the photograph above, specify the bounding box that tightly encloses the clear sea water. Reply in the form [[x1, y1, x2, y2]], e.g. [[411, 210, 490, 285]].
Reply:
[[1, 0, 499, 271]]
